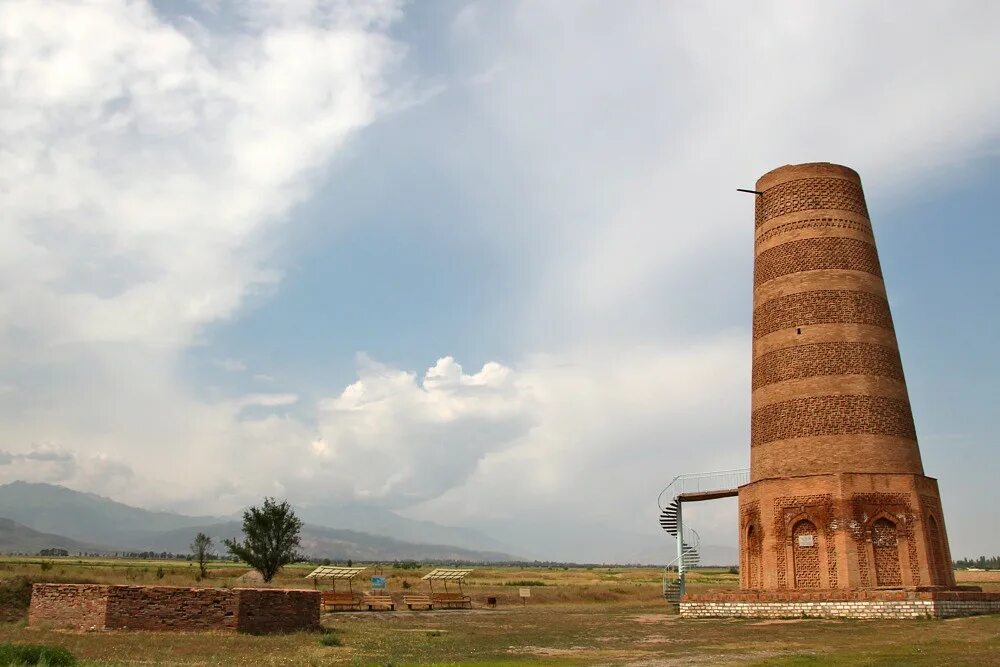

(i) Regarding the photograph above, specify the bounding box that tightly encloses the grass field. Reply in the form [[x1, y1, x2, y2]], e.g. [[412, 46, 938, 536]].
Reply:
[[2, 558, 998, 665]]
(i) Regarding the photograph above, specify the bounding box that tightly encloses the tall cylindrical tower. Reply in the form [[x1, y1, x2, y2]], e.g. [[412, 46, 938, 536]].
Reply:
[[738, 163, 956, 591]]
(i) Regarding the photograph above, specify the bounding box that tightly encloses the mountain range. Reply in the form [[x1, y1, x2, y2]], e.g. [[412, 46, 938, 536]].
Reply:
[[0, 481, 516, 561]]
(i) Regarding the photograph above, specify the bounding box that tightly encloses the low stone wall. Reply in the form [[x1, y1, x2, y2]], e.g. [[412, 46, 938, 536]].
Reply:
[[29, 584, 319, 633], [28, 584, 110, 630], [237, 588, 320, 634], [104, 585, 238, 631], [681, 589, 1000, 619]]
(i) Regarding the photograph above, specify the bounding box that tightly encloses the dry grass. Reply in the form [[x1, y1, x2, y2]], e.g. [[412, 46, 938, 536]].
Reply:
[[1, 558, 997, 665]]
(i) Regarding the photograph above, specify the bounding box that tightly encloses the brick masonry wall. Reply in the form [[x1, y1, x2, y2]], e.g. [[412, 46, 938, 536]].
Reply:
[[751, 395, 916, 446], [237, 588, 320, 634], [104, 585, 238, 631], [754, 236, 881, 287], [29, 584, 320, 633], [751, 342, 904, 390], [28, 584, 109, 630]]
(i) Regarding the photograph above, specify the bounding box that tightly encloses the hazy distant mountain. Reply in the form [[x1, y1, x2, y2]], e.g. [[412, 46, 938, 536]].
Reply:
[[0, 481, 219, 548], [0, 517, 111, 555], [296, 503, 513, 554], [136, 521, 515, 562], [0, 481, 516, 561]]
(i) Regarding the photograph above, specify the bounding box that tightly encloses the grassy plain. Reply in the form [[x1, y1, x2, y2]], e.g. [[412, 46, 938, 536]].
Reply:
[[1, 557, 998, 666]]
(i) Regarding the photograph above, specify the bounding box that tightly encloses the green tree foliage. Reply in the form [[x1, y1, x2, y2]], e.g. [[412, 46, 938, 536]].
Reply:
[[224, 497, 303, 582], [190, 532, 214, 578]]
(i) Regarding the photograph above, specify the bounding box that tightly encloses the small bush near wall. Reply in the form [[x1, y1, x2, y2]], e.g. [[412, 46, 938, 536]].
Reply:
[[0, 643, 77, 666], [0, 577, 33, 622]]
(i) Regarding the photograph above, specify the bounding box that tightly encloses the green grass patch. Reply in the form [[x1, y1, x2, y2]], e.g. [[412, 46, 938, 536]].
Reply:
[[0, 643, 77, 666]]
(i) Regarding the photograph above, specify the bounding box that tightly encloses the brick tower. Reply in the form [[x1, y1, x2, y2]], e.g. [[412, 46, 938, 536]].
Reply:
[[739, 162, 955, 591]]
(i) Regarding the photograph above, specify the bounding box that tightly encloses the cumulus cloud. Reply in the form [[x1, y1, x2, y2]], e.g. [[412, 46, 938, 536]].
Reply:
[[307, 355, 536, 505]]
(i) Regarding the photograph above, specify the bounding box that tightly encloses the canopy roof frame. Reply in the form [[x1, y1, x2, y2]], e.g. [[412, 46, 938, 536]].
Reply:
[[305, 566, 367, 593]]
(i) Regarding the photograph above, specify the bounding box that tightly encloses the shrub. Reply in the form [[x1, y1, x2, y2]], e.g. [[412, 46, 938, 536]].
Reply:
[[39, 562, 53, 573], [319, 634, 343, 647], [0, 643, 77, 666], [0, 577, 34, 622], [504, 580, 546, 587], [401, 580, 411, 589], [156, 567, 165, 580]]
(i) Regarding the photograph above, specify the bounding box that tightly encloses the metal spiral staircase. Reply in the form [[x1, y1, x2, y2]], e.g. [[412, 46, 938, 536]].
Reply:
[[657, 468, 749, 608]]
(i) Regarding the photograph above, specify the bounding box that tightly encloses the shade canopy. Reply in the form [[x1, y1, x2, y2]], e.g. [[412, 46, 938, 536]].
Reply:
[[421, 568, 473, 581], [305, 566, 367, 580]]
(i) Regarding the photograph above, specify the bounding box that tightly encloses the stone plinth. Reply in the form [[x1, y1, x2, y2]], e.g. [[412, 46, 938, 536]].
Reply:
[[28, 584, 320, 633], [681, 589, 1000, 620]]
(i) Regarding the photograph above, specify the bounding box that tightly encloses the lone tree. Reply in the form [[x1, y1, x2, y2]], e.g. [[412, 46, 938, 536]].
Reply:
[[224, 497, 303, 582], [190, 532, 214, 578]]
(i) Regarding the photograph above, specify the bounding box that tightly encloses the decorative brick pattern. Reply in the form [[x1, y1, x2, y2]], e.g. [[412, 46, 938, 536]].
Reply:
[[751, 395, 916, 446], [754, 237, 881, 287], [756, 217, 873, 246], [753, 290, 893, 339], [752, 342, 903, 390], [29, 584, 319, 633], [792, 520, 821, 588], [771, 494, 834, 590], [741, 502, 762, 589], [755, 177, 868, 227], [919, 494, 953, 587], [872, 519, 903, 586]]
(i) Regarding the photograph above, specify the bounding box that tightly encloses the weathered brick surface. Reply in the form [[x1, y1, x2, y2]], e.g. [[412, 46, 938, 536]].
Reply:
[[237, 588, 320, 634], [104, 586, 237, 631], [754, 237, 881, 287], [755, 177, 868, 227], [751, 342, 903, 391], [752, 290, 893, 339], [29, 584, 319, 633], [755, 217, 873, 247], [751, 395, 916, 446], [28, 584, 109, 630]]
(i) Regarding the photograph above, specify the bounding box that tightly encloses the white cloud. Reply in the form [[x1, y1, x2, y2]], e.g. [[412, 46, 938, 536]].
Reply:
[[0, 0, 403, 350]]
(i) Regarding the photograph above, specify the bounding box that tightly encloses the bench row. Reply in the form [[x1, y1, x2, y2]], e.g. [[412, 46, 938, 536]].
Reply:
[[321, 591, 472, 611]]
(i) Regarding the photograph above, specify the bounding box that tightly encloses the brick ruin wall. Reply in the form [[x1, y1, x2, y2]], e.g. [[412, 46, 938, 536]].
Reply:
[[29, 584, 319, 633]]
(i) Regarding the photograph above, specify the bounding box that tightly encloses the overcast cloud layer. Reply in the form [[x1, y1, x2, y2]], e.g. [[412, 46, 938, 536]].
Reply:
[[2, 1, 999, 562]]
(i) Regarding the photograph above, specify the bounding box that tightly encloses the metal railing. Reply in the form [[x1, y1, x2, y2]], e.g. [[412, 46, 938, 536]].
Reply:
[[657, 468, 750, 510]]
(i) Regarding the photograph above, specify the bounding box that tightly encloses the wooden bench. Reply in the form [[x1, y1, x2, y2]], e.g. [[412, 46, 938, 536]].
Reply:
[[321, 591, 360, 611], [431, 592, 472, 609], [402, 594, 433, 610], [362, 593, 395, 611]]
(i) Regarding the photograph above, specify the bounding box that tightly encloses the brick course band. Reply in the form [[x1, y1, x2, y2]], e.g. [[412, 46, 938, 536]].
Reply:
[[751, 395, 916, 447], [751, 342, 904, 390], [754, 237, 881, 288], [752, 290, 893, 340], [755, 177, 868, 227], [755, 217, 873, 247]]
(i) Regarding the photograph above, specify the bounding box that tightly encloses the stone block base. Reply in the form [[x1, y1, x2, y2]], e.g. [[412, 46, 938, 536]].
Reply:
[[29, 584, 320, 633], [681, 589, 1000, 620]]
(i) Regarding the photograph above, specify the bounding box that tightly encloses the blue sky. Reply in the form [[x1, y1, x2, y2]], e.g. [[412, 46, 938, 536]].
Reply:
[[1, 0, 998, 562]]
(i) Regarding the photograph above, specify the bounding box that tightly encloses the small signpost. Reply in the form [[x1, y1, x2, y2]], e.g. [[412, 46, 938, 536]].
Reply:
[[371, 575, 387, 590], [519, 587, 530, 605]]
